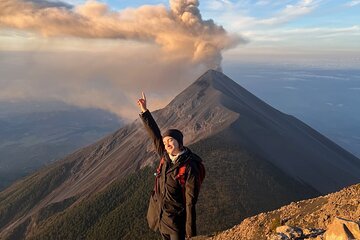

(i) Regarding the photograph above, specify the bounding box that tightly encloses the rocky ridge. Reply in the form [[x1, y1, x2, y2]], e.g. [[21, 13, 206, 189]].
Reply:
[[206, 183, 360, 240]]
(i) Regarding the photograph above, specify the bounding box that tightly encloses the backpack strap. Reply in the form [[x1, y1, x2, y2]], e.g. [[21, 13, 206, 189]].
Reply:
[[176, 159, 205, 197], [175, 161, 189, 203], [153, 157, 166, 194], [155, 157, 165, 177], [175, 163, 188, 187], [155, 157, 205, 201]]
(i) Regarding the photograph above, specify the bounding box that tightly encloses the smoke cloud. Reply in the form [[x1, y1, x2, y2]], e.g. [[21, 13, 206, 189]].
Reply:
[[0, 46, 216, 121], [0, 0, 244, 120], [0, 0, 242, 70]]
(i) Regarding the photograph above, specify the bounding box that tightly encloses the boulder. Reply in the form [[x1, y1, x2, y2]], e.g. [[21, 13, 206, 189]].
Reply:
[[276, 225, 303, 239], [323, 217, 360, 240]]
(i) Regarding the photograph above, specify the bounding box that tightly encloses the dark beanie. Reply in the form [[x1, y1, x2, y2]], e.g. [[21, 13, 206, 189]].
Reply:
[[163, 129, 183, 147]]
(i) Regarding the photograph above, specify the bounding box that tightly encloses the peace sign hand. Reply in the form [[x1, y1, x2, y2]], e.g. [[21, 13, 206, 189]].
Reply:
[[137, 92, 148, 113]]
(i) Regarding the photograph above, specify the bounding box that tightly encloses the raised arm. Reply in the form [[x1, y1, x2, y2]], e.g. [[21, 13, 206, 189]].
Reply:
[[138, 92, 165, 156]]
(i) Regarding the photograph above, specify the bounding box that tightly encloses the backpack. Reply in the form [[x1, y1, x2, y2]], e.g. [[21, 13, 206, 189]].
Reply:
[[156, 155, 205, 191]]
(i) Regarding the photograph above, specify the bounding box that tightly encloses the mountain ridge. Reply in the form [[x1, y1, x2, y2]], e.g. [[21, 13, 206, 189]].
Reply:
[[206, 183, 360, 240], [187, 70, 360, 192]]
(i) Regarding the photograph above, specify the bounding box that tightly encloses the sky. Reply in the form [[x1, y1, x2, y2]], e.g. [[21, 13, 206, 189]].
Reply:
[[0, 0, 359, 120], [4, 0, 358, 52]]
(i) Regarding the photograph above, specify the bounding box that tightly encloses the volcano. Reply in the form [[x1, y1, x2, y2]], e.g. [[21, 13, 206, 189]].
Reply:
[[1, 70, 359, 239]]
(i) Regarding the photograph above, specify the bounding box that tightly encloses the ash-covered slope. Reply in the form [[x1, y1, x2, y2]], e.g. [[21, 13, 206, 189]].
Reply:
[[0, 70, 359, 239], [0, 70, 239, 238], [201, 70, 360, 193]]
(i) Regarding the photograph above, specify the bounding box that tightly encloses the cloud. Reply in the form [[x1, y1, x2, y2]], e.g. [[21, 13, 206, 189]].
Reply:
[[207, 0, 359, 68], [345, 0, 360, 7], [26, 0, 73, 9], [0, 0, 245, 120], [255, 0, 271, 6], [222, 23, 360, 59], [0, 0, 243, 70], [283, 86, 297, 90], [287, 25, 360, 40], [0, 48, 209, 121], [202, 0, 321, 35], [242, 25, 360, 44], [257, 0, 320, 26], [205, 0, 232, 10]]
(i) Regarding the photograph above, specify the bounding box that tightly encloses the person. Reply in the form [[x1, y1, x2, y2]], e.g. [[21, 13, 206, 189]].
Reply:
[[137, 92, 204, 240]]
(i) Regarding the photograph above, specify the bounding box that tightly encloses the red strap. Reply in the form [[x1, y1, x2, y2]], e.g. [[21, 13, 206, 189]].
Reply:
[[154, 157, 165, 193], [176, 164, 187, 187], [175, 163, 188, 203], [156, 157, 165, 176]]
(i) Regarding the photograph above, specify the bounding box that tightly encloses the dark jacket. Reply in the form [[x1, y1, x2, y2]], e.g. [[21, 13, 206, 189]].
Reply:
[[140, 110, 202, 237]]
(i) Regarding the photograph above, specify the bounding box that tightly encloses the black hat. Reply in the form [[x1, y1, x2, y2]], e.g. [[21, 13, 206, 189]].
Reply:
[[163, 129, 183, 147]]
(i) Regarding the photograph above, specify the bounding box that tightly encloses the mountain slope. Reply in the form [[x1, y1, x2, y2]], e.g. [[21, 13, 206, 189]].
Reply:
[[2, 137, 319, 240], [199, 70, 360, 193], [1, 70, 359, 239], [0, 102, 121, 191]]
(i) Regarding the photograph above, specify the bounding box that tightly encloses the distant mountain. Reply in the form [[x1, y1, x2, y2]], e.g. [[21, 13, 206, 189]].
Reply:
[[0, 70, 359, 239], [0, 101, 122, 190], [207, 183, 360, 240]]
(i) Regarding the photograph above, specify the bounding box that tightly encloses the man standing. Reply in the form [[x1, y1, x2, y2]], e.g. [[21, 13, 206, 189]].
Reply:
[[137, 92, 204, 240]]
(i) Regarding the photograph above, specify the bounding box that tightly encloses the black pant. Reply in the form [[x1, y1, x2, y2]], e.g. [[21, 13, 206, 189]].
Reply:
[[160, 231, 185, 240]]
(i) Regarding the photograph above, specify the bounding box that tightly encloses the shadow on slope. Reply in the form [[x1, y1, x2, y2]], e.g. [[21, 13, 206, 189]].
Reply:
[[193, 129, 320, 234], [3, 128, 320, 239]]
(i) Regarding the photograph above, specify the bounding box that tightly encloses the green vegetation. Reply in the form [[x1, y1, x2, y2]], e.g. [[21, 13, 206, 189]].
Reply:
[[0, 161, 75, 230], [36, 196, 78, 223], [1, 129, 319, 239], [27, 167, 159, 240], [191, 132, 319, 234]]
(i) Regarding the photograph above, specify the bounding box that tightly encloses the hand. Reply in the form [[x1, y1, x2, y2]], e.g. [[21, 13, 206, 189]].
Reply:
[[137, 92, 147, 113]]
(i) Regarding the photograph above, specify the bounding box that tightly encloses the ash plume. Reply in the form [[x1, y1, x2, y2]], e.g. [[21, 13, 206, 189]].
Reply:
[[0, 0, 245, 120], [0, 0, 243, 70]]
